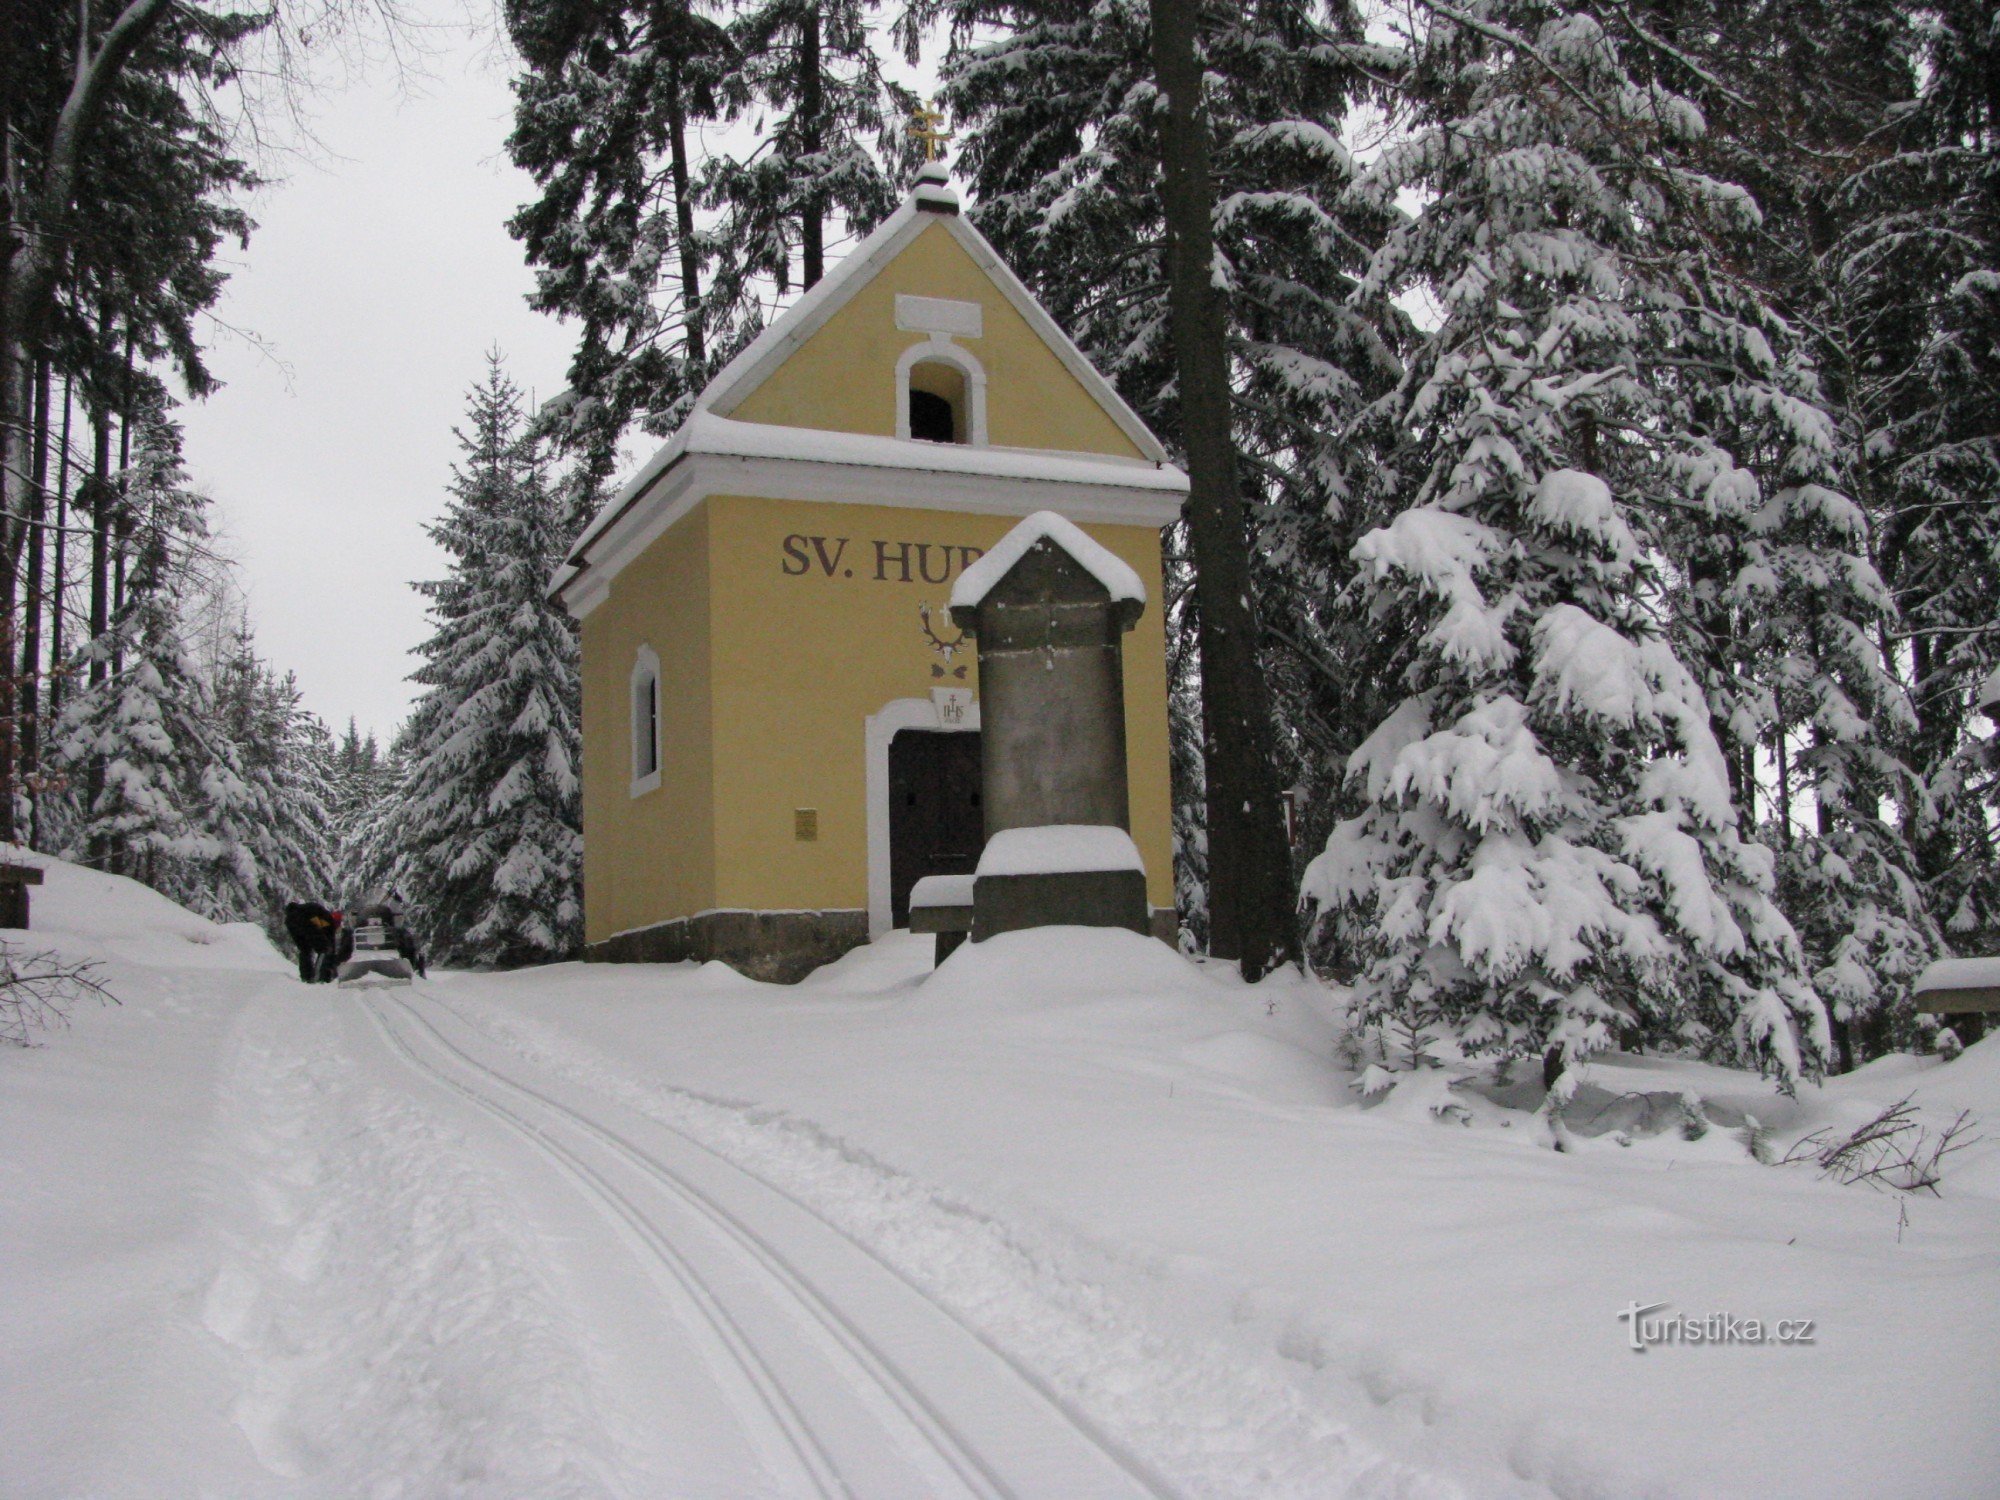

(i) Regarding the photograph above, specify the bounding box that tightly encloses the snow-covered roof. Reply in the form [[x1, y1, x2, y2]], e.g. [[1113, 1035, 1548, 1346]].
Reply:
[[552, 168, 1186, 612], [976, 825, 1146, 878], [659, 413, 1179, 497], [949, 510, 1147, 612], [1915, 957, 2000, 994], [551, 418, 1186, 609]]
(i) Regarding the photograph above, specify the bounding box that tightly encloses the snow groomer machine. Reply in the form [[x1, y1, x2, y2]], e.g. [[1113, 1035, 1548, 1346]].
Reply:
[[335, 897, 425, 987]]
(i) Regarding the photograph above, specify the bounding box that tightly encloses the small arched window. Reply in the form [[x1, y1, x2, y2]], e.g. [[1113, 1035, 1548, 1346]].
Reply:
[[630, 646, 661, 795], [897, 342, 987, 446]]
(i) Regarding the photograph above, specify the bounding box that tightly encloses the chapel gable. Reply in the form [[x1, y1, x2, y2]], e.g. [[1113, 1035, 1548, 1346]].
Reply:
[[703, 169, 1161, 462]]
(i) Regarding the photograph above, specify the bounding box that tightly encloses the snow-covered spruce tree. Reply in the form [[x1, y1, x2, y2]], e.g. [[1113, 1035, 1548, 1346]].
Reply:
[[1830, 0, 2000, 964], [928, 0, 1408, 941], [1604, 0, 1942, 1067], [506, 0, 735, 488], [394, 357, 582, 967], [700, 0, 919, 320], [210, 623, 335, 930], [51, 407, 224, 901], [327, 717, 391, 853], [335, 721, 412, 917], [1305, 1, 1831, 1088], [52, 556, 205, 891]]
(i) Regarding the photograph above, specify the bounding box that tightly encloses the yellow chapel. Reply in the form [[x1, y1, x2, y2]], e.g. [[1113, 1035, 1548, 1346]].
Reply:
[[551, 163, 1188, 980]]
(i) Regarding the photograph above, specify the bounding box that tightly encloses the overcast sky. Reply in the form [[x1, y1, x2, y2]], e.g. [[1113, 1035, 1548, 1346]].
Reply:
[[175, 9, 938, 744], [177, 13, 576, 744]]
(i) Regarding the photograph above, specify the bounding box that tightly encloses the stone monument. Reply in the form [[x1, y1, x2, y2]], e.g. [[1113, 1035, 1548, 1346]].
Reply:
[[949, 511, 1150, 941]]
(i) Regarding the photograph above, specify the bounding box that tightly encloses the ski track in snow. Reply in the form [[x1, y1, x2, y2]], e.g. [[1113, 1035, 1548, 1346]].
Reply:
[[412, 983, 1464, 1500], [200, 985, 628, 1498], [359, 986, 1177, 1499]]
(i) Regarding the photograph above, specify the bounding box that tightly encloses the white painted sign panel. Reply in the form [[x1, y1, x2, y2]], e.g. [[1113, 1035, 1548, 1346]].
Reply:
[[895, 295, 984, 339]]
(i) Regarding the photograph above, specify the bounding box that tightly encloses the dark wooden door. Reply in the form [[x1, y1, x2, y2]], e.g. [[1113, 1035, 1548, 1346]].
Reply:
[[889, 730, 983, 926]]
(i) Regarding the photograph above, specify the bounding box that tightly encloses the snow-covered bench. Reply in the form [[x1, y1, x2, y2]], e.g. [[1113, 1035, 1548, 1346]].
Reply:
[[908, 874, 975, 964], [1914, 956, 2000, 1049]]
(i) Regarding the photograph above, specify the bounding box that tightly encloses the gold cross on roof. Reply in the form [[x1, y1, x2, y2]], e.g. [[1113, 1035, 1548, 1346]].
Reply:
[[910, 99, 955, 163]]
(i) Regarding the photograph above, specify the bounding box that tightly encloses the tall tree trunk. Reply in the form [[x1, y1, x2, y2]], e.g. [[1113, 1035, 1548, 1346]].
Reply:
[[0, 356, 19, 842], [798, 2, 824, 289], [84, 388, 112, 854], [1147, 0, 1296, 979], [48, 374, 73, 727], [1774, 718, 1792, 848], [89, 386, 112, 686], [20, 356, 50, 844], [111, 337, 133, 678], [665, 58, 706, 366]]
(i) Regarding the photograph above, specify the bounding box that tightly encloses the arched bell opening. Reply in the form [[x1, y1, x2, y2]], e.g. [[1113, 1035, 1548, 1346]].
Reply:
[[895, 341, 988, 447], [907, 359, 967, 444]]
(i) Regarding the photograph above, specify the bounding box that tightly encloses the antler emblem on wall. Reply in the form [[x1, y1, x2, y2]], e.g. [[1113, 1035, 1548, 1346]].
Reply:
[[918, 602, 969, 679]]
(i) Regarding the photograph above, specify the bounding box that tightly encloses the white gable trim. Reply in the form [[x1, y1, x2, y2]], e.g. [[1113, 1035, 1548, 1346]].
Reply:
[[557, 446, 1184, 620], [896, 294, 982, 338], [692, 198, 1169, 465]]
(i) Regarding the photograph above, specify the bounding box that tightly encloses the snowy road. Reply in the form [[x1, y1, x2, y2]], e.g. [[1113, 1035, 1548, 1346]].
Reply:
[[355, 985, 1173, 1500], [11, 857, 1998, 1499]]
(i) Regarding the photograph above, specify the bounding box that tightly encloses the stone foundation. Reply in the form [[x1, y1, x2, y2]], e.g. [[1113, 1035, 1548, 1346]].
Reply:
[[586, 908, 869, 984]]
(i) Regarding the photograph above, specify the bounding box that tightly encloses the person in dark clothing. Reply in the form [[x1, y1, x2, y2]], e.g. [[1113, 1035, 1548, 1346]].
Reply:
[[283, 902, 344, 983]]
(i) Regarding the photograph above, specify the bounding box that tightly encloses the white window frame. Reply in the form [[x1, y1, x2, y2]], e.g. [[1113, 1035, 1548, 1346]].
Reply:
[[895, 337, 988, 447], [630, 645, 662, 797]]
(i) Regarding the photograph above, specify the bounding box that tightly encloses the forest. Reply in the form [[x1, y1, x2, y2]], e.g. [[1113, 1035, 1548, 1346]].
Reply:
[[1, 0, 1993, 1079]]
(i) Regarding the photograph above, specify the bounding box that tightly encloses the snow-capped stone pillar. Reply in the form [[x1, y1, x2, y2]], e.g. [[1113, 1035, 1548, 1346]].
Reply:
[[949, 511, 1149, 941]]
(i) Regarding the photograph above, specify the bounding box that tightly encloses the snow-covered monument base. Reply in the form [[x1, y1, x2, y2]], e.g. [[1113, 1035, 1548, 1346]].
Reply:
[[948, 512, 1151, 945]]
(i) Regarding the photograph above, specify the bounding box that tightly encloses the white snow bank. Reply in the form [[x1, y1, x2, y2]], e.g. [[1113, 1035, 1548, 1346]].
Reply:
[[1914, 955, 2000, 993], [976, 823, 1146, 876], [950, 510, 1148, 611], [436, 931, 2000, 1500], [0, 845, 285, 972], [12, 886, 1999, 1499], [923, 925, 1207, 1006]]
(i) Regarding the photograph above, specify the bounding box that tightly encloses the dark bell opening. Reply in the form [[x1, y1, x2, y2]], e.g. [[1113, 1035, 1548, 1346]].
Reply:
[[909, 388, 956, 444]]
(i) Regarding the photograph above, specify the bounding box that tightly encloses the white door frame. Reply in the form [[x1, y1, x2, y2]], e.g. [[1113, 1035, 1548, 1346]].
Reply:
[[865, 694, 981, 938]]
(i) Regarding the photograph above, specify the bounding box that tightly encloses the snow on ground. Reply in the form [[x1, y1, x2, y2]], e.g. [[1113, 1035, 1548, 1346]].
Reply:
[[4, 854, 1998, 1498]]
